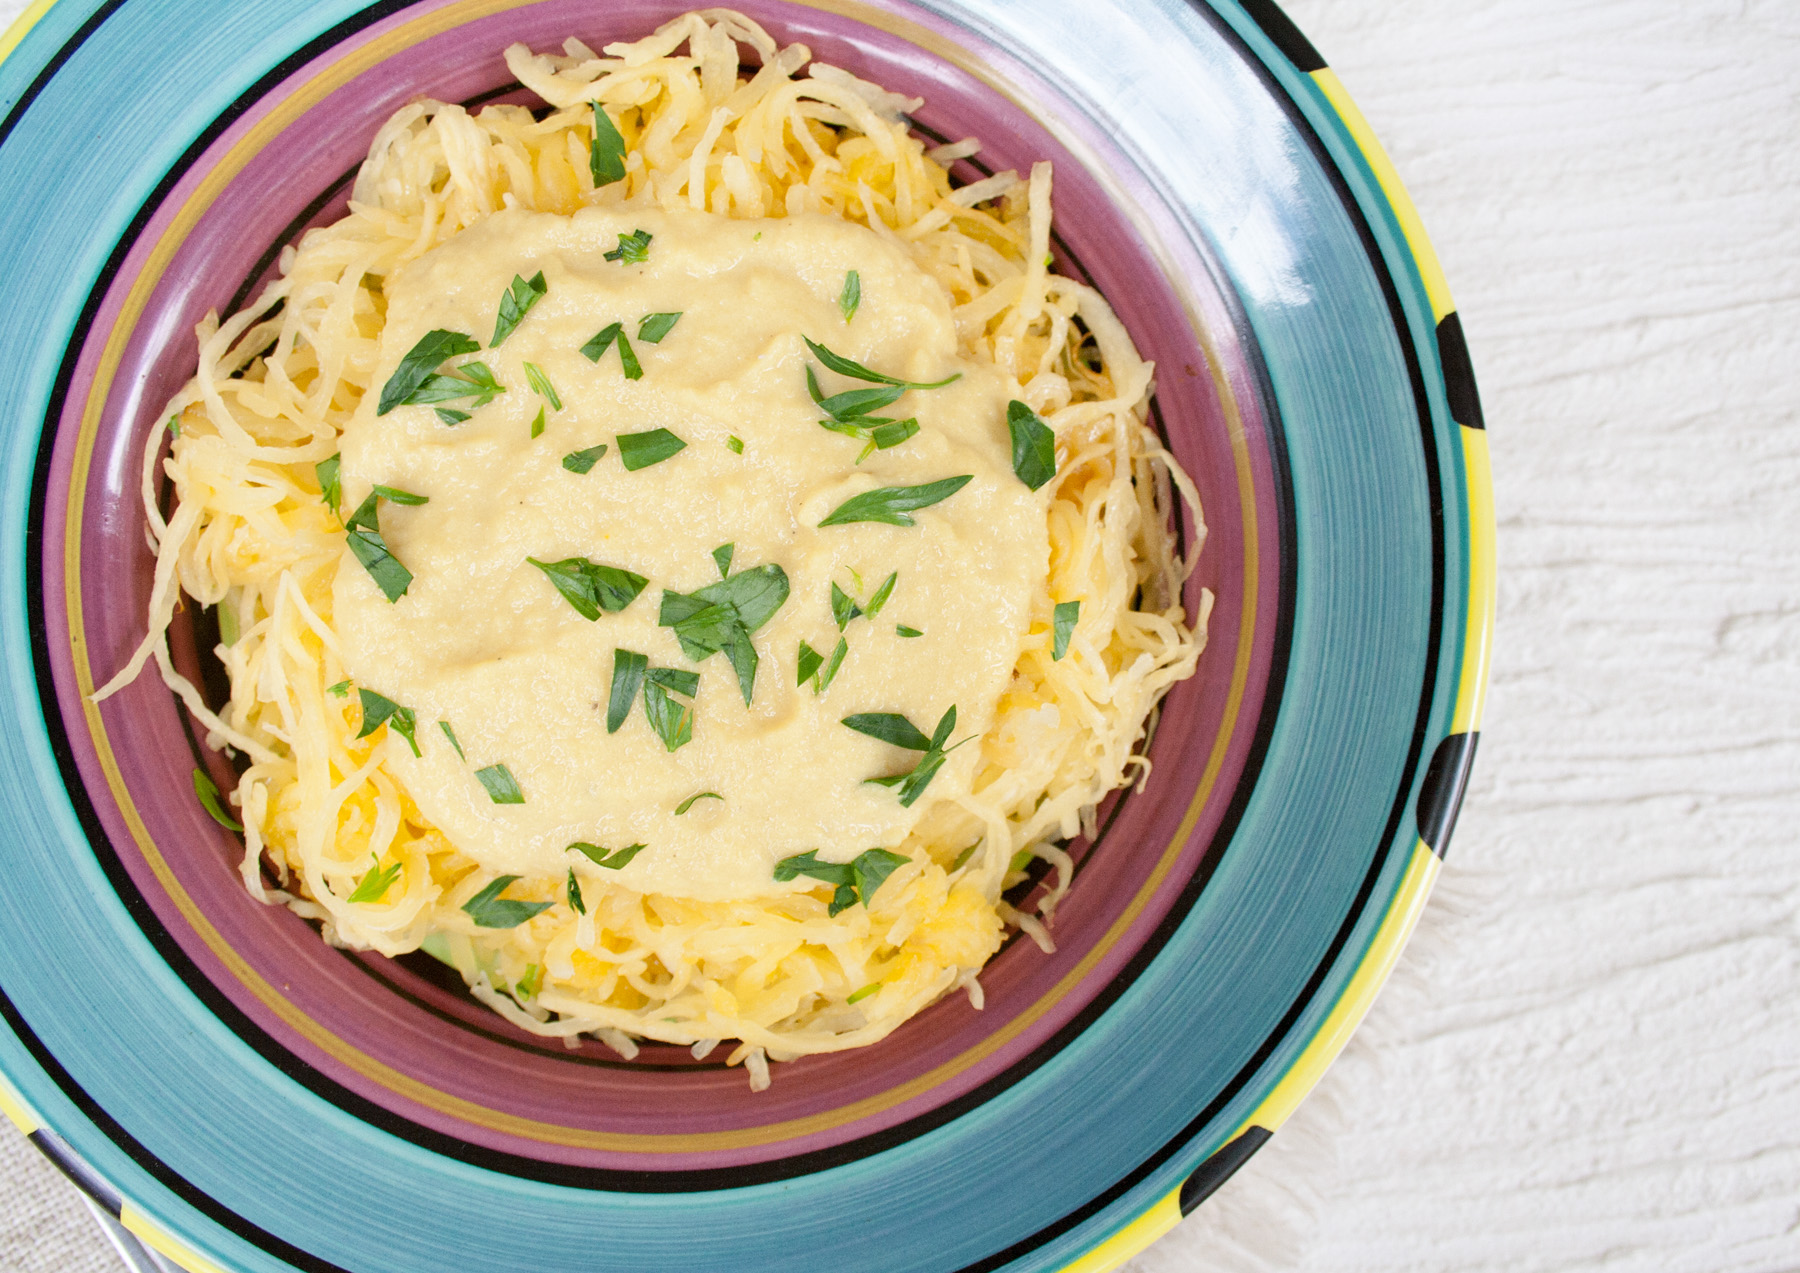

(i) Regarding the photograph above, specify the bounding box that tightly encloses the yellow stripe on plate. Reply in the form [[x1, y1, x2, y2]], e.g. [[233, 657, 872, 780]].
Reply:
[[122, 1205, 231, 1273], [0, 1073, 39, 1134], [1054, 1188, 1183, 1273], [1233, 839, 1440, 1135], [0, 0, 61, 67], [1452, 426, 1495, 734], [1310, 68, 1454, 323]]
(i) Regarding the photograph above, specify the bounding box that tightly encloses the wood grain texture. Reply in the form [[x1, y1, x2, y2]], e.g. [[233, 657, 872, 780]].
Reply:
[[1134, 1, 1800, 1269]]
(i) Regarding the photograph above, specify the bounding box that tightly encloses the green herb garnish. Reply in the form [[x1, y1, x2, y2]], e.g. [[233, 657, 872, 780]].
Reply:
[[327, 679, 351, 696], [604, 229, 653, 264], [674, 791, 722, 815], [658, 563, 790, 705], [344, 493, 413, 602], [1009, 848, 1035, 875], [818, 475, 972, 527], [816, 636, 848, 693], [643, 676, 695, 751], [439, 720, 465, 759], [773, 847, 909, 916], [524, 361, 562, 410], [216, 602, 239, 648], [579, 322, 621, 362], [377, 330, 480, 415], [1007, 399, 1057, 491], [712, 543, 734, 578], [803, 337, 959, 390], [435, 408, 471, 427], [896, 625, 923, 638], [562, 444, 608, 474], [531, 406, 546, 438], [805, 366, 919, 461], [567, 869, 585, 915], [516, 963, 543, 998], [192, 767, 242, 832], [838, 270, 861, 322], [847, 982, 879, 1004], [1052, 599, 1080, 661], [348, 857, 401, 904], [845, 705, 962, 806], [166, 413, 181, 438], [491, 271, 547, 347], [608, 649, 647, 733], [371, 484, 427, 505], [527, 556, 648, 620], [402, 360, 506, 410], [865, 571, 897, 617], [462, 874, 550, 927], [950, 842, 979, 871], [831, 582, 862, 631], [356, 688, 420, 757], [569, 842, 646, 870], [727, 435, 744, 454], [637, 312, 682, 343], [589, 103, 627, 187], [475, 763, 525, 804], [316, 454, 341, 512], [796, 641, 825, 686], [616, 428, 685, 470]]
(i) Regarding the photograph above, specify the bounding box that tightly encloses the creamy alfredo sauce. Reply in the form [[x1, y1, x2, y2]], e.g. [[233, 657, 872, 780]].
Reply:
[[333, 206, 1047, 900]]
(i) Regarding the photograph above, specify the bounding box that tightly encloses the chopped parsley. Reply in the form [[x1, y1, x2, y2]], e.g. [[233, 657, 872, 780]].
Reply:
[[844, 704, 963, 806], [355, 688, 420, 757], [375, 330, 510, 415], [569, 841, 646, 870], [562, 444, 608, 473], [1007, 399, 1057, 491], [371, 484, 427, 505], [616, 428, 685, 469], [607, 649, 648, 733], [658, 562, 790, 705], [643, 672, 695, 751], [589, 103, 627, 187], [674, 791, 722, 815], [712, 543, 734, 578], [865, 571, 897, 617], [637, 311, 682, 343], [567, 868, 585, 915], [166, 412, 181, 438], [347, 856, 401, 904], [1052, 599, 1080, 660], [846, 982, 880, 1005], [439, 720, 465, 759], [604, 229, 653, 264], [327, 679, 351, 696], [896, 624, 923, 638], [796, 641, 825, 686], [951, 842, 979, 871], [838, 270, 861, 322], [815, 636, 848, 693], [531, 406, 546, 438], [516, 964, 543, 999], [344, 493, 413, 602], [527, 556, 648, 620], [773, 847, 909, 916], [192, 767, 242, 832], [803, 337, 959, 390], [818, 475, 972, 527], [805, 366, 918, 462], [475, 763, 525, 804], [831, 582, 862, 631], [462, 874, 550, 927], [491, 271, 547, 347], [435, 408, 471, 427], [315, 454, 341, 512], [216, 602, 239, 648], [727, 435, 744, 454], [402, 360, 506, 411], [524, 361, 562, 410]]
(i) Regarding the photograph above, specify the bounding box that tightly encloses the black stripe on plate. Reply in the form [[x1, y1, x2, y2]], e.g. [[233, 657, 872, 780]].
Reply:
[[1436, 312, 1485, 430], [1235, 0, 1326, 73], [1415, 731, 1478, 858], [0, 0, 130, 152], [1178, 1125, 1271, 1215]]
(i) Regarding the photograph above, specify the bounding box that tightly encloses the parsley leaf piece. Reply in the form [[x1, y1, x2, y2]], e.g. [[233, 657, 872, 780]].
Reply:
[[316, 454, 341, 512], [608, 650, 647, 733], [356, 688, 420, 757], [1009, 848, 1035, 875], [773, 848, 909, 914], [516, 963, 543, 999], [604, 229, 653, 264], [327, 679, 351, 697], [658, 563, 791, 705], [796, 640, 825, 686], [371, 484, 427, 505], [773, 850, 852, 887], [839, 270, 861, 322], [647, 666, 701, 697], [344, 494, 414, 602], [674, 791, 722, 815], [1007, 399, 1058, 491], [528, 556, 648, 620], [816, 636, 849, 693], [567, 869, 585, 914], [616, 428, 686, 470], [643, 680, 693, 751], [579, 322, 621, 362], [192, 767, 242, 832], [807, 367, 906, 420], [378, 329, 481, 415], [727, 435, 744, 454], [818, 475, 973, 527], [712, 543, 734, 578], [462, 874, 550, 927], [562, 444, 608, 474], [524, 361, 562, 410], [348, 858, 401, 904], [531, 406, 546, 438], [491, 271, 547, 347], [831, 582, 862, 631], [637, 311, 682, 343], [847, 982, 879, 1004], [896, 624, 923, 638], [1052, 599, 1080, 661], [616, 331, 642, 380], [589, 102, 627, 187], [166, 413, 181, 438], [475, 764, 525, 804], [841, 712, 934, 751], [439, 720, 465, 759], [869, 418, 919, 452], [865, 571, 897, 617], [853, 848, 908, 904], [435, 408, 471, 427], [570, 841, 646, 870], [215, 601, 239, 648], [803, 337, 960, 389], [950, 842, 979, 871]]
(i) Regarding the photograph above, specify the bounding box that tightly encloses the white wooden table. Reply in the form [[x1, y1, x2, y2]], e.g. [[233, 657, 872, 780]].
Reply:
[[5, 2, 1797, 1270]]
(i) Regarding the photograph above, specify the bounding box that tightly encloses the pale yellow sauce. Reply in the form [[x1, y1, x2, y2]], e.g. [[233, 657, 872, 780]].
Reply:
[[333, 205, 1047, 900]]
